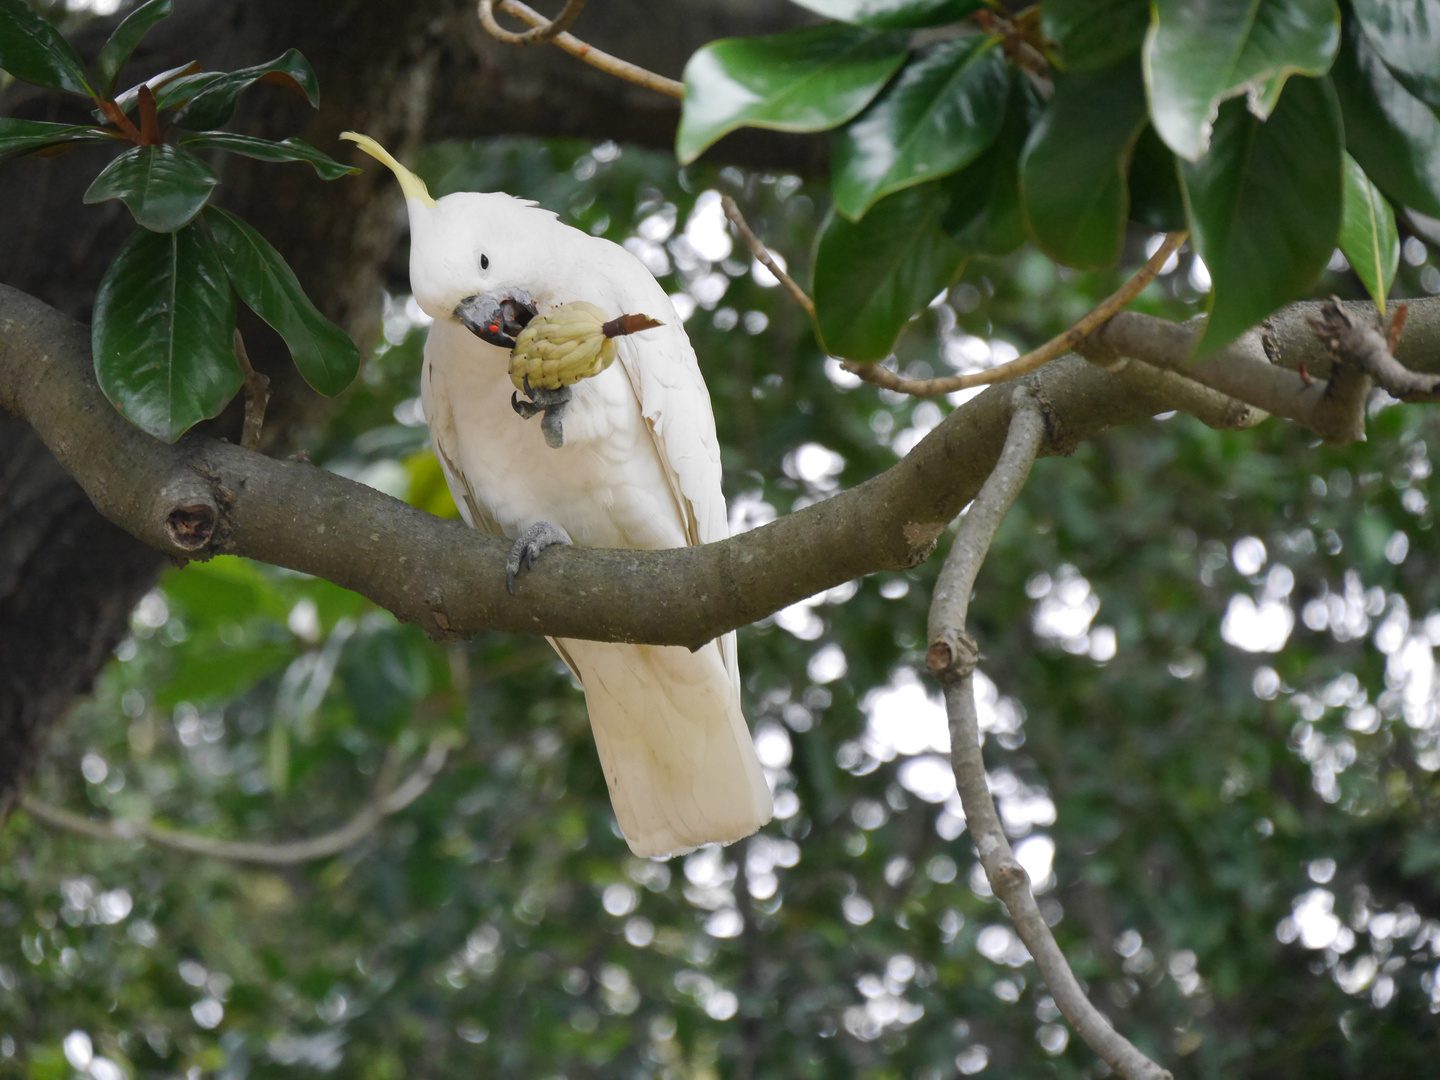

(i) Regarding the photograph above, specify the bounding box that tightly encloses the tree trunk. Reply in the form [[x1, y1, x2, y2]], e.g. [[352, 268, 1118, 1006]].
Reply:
[[0, 0, 814, 815]]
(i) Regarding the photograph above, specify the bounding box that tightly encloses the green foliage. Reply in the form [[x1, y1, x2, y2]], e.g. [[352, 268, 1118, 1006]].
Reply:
[[1338, 152, 1400, 312], [204, 208, 361, 397], [177, 133, 361, 180], [1041, 0, 1150, 71], [831, 35, 1009, 221], [95, 0, 172, 96], [938, 71, 1036, 256], [83, 144, 220, 232], [676, 24, 909, 164], [1180, 76, 1344, 352], [92, 224, 241, 442], [1020, 59, 1148, 269], [0, 0, 90, 94], [0, 0, 357, 440], [813, 183, 965, 360], [1349, 0, 1440, 110], [788, 0, 985, 29], [1143, 0, 1340, 162]]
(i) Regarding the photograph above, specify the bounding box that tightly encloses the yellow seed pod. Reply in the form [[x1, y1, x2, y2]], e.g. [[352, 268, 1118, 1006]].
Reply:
[[509, 302, 617, 391], [509, 302, 665, 391]]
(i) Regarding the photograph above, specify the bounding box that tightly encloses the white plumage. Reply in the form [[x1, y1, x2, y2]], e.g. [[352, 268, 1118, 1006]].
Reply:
[[344, 133, 772, 857]]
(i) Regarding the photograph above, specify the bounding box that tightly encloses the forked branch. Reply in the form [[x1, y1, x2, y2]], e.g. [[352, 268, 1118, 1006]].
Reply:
[[477, 0, 683, 98], [927, 391, 1172, 1080]]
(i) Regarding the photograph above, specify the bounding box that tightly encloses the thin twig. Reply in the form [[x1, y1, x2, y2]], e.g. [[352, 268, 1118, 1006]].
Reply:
[[844, 232, 1187, 397], [20, 738, 451, 866], [478, 0, 586, 44], [1311, 296, 1439, 402], [479, 0, 683, 98], [233, 330, 271, 452], [721, 195, 815, 318], [927, 391, 1172, 1080]]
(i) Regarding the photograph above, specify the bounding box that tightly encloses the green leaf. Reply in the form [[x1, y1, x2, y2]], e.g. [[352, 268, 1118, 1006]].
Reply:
[[179, 133, 360, 181], [832, 36, 1009, 220], [95, 0, 172, 96], [1350, 0, 1440, 111], [92, 224, 240, 442], [0, 0, 92, 96], [1042, 0, 1152, 71], [940, 71, 1038, 255], [204, 207, 360, 396], [83, 144, 219, 232], [1338, 153, 1399, 313], [157, 49, 320, 131], [1144, 0, 1341, 161], [813, 181, 965, 360], [676, 24, 909, 165], [1331, 16, 1440, 217], [1127, 124, 1187, 231], [787, 0, 984, 29], [1180, 77, 1343, 353], [108, 60, 200, 119], [0, 117, 111, 157], [1020, 60, 1149, 269]]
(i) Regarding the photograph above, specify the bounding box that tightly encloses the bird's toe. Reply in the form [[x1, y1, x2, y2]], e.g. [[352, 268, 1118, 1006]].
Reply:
[[505, 520, 573, 594]]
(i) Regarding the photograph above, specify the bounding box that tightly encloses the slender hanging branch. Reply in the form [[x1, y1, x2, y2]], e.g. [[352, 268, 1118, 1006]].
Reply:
[[20, 738, 451, 866], [233, 329, 271, 453], [844, 232, 1188, 398], [927, 390, 1173, 1080], [477, 0, 684, 99], [721, 195, 816, 318]]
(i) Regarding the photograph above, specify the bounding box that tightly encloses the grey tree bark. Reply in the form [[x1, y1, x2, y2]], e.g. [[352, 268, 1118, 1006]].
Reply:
[[0, 0, 813, 814]]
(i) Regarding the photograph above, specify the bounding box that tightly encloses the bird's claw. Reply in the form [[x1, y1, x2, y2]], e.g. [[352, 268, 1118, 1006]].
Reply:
[[510, 382, 572, 448], [505, 520, 573, 594]]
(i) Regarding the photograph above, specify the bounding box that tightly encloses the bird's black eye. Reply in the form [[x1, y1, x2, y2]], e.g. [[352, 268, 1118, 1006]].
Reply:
[[480, 254, 490, 270]]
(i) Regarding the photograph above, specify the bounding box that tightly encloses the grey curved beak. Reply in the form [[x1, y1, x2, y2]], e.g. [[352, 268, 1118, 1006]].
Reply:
[[455, 289, 537, 348]]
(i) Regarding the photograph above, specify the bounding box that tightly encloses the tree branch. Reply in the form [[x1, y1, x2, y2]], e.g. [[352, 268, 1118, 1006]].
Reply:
[[479, 0, 684, 99], [3, 284, 1438, 649], [721, 195, 815, 318], [844, 232, 1188, 397], [233, 330, 271, 453], [19, 737, 451, 865], [927, 393, 1172, 1080]]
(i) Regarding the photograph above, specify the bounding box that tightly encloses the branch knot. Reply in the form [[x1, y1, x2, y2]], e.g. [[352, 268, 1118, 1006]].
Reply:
[[926, 629, 978, 683]]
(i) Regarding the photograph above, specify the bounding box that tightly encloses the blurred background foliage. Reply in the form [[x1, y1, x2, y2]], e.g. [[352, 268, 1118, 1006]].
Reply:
[[4, 113, 1440, 1080]]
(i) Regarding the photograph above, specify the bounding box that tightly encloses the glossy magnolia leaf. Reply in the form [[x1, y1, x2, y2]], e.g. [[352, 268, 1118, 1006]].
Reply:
[[96, 0, 172, 95], [84, 144, 219, 232], [1350, 0, 1440, 111], [0, 0, 92, 96], [108, 60, 201, 119], [1020, 60, 1148, 269], [92, 224, 240, 442], [1332, 17, 1440, 217], [1127, 125, 1187, 231], [179, 133, 359, 181], [1180, 77, 1343, 353], [1338, 153, 1399, 312], [0, 117, 111, 157], [940, 72, 1039, 255], [1042, 0, 1151, 71], [813, 182, 965, 361], [676, 24, 908, 165], [1145, 0, 1341, 161], [787, 0, 983, 29], [832, 35, 1008, 220], [158, 49, 320, 131], [205, 207, 360, 396]]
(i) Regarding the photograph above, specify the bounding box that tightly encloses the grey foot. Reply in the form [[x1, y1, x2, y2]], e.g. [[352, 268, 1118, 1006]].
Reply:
[[510, 379, 572, 449], [505, 520, 573, 594]]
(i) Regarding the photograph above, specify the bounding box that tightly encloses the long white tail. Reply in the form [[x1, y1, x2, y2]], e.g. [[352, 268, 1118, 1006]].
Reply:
[[552, 634, 772, 858]]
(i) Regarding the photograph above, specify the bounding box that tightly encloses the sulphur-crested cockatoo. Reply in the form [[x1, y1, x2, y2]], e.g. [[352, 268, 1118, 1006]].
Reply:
[[342, 133, 772, 858]]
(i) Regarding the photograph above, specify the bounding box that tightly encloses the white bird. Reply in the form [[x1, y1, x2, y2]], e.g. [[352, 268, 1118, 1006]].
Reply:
[[342, 133, 772, 858]]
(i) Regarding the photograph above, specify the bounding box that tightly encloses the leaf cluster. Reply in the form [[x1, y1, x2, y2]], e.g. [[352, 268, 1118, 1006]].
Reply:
[[678, 0, 1434, 359], [0, 0, 360, 440]]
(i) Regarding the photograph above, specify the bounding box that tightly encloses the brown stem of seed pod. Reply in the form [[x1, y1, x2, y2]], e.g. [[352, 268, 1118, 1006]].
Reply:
[[602, 314, 664, 338]]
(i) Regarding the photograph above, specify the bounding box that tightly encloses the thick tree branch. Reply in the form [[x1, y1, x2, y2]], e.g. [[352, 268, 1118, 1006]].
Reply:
[[928, 394, 1171, 1080], [19, 737, 450, 865], [3, 285, 1438, 649]]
